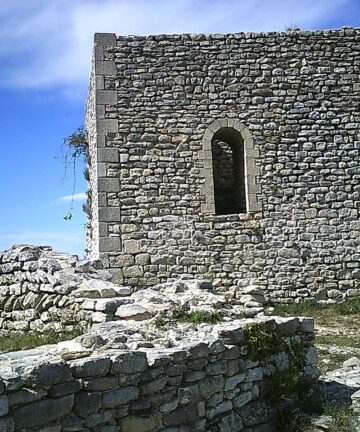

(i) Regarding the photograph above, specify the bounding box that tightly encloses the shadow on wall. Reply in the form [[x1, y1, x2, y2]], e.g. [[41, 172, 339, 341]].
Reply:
[[212, 127, 246, 215]]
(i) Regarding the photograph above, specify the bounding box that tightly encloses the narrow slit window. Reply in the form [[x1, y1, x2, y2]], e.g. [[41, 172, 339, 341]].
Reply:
[[211, 128, 246, 215]]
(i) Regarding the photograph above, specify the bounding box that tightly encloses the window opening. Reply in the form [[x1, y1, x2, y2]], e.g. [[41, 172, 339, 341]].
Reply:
[[211, 128, 246, 215]]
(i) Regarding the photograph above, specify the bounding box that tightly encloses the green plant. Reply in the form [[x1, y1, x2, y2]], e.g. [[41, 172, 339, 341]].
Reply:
[[58, 126, 88, 220], [252, 225, 263, 238], [172, 306, 223, 324], [323, 404, 357, 432], [184, 310, 223, 324], [243, 323, 279, 360], [243, 323, 318, 431], [154, 317, 166, 328], [268, 297, 360, 319], [0, 327, 84, 353]]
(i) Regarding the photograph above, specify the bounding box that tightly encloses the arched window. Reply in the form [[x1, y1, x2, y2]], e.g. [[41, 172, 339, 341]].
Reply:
[[212, 128, 246, 214], [201, 119, 261, 215]]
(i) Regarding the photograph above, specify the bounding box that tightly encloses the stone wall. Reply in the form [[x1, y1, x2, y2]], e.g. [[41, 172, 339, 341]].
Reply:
[[0, 315, 317, 432], [85, 70, 100, 260], [86, 28, 360, 302], [0, 245, 130, 334]]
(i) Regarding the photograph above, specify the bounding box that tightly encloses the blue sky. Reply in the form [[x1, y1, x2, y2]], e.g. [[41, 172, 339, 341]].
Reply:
[[0, 0, 359, 257]]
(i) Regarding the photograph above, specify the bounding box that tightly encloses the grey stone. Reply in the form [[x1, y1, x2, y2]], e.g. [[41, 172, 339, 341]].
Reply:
[[233, 390, 253, 408], [73, 391, 101, 416], [8, 388, 47, 406], [70, 357, 111, 378], [101, 387, 139, 408], [218, 412, 243, 432], [48, 380, 80, 397], [118, 414, 161, 432], [0, 396, 8, 416], [0, 418, 14, 432], [111, 352, 147, 374], [11, 395, 74, 429]]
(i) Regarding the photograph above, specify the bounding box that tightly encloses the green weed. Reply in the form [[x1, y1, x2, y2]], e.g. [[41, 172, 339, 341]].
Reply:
[[0, 327, 83, 353]]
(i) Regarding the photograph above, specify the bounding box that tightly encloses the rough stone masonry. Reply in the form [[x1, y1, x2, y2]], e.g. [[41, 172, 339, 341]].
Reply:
[[86, 27, 360, 302]]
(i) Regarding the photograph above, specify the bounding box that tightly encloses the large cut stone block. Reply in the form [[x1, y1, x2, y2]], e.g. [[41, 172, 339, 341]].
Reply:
[[11, 395, 74, 429]]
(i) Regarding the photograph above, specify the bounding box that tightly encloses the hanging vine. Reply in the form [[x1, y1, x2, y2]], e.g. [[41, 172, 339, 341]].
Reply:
[[58, 126, 88, 220]]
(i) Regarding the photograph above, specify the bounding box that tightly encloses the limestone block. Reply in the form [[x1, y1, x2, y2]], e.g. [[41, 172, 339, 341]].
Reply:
[[94, 61, 116, 76], [218, 412, 243, 432], [245, 367, 263, 382], [48, 381, 80, 398], [11, 395, 74, 429], [115, 304, 153, 320], [199, 376, 225, 398], [224, 373, 246, 391], [70, 357, 111, 378], [0, 417, 14, 432], [111, 352, 147, 374], [73, 391, 101, 417], [233, 390, 253, 409], [0, 396, 8, 417], [101, 387, 139, 408], [207, 399, 233, 420], [122, 266, 144, 278], [123, 240, 140, 254], [98, 178, 120, 194], [97, 148, 119, 163], [8, 388, 47, 407], [163, 404, 200, 426], [118, 414, 161, 432]]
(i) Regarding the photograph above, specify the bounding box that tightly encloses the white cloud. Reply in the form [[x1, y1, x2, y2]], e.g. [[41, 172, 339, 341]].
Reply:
[[0, 0, 351, 93], [0, 229, 86, 257], [58, 192, 87, 202]]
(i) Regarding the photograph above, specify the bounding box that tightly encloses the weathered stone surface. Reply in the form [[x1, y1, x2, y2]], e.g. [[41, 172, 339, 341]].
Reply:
[[27, 362, 72, 387], [70, 357, 111, 378], [101, 387, 139, 408], [73, 391, 101, 416], [111, 352, 147, 374], [217, 411, 243, 432], [115, 304, 153, 320], [0, 311, 316, 432], [0, 396, 9, 417], [0, 417, 14, 432], [85, 28, 360, 310], [11, 394, 74, 429], [118, 414, 161, 432], [8, 388, 47, 406]]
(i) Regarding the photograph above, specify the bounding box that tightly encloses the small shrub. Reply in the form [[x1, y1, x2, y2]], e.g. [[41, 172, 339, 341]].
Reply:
[[172, 307, 222, 324], [243, 323, 279, 360], [184, 310, 223, 324]]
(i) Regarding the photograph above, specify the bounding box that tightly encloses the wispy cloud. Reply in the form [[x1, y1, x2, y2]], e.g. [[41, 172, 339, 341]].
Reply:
[[0, 0, 352, 93], [58, 192, 87, 202], [0, 229, 86, 256]]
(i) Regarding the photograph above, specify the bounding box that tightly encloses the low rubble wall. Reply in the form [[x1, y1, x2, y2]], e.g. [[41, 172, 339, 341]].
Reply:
[[0, 245, 119, 334], [0, 316, 317, 432], [0, 245, 267, 335]]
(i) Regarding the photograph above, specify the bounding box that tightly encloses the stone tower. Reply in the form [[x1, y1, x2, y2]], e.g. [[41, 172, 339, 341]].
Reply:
[[86, 28, 360, 302]]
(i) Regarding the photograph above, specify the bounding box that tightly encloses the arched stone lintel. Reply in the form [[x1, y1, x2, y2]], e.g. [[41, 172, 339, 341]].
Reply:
[[201, 119, 262, 214]]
